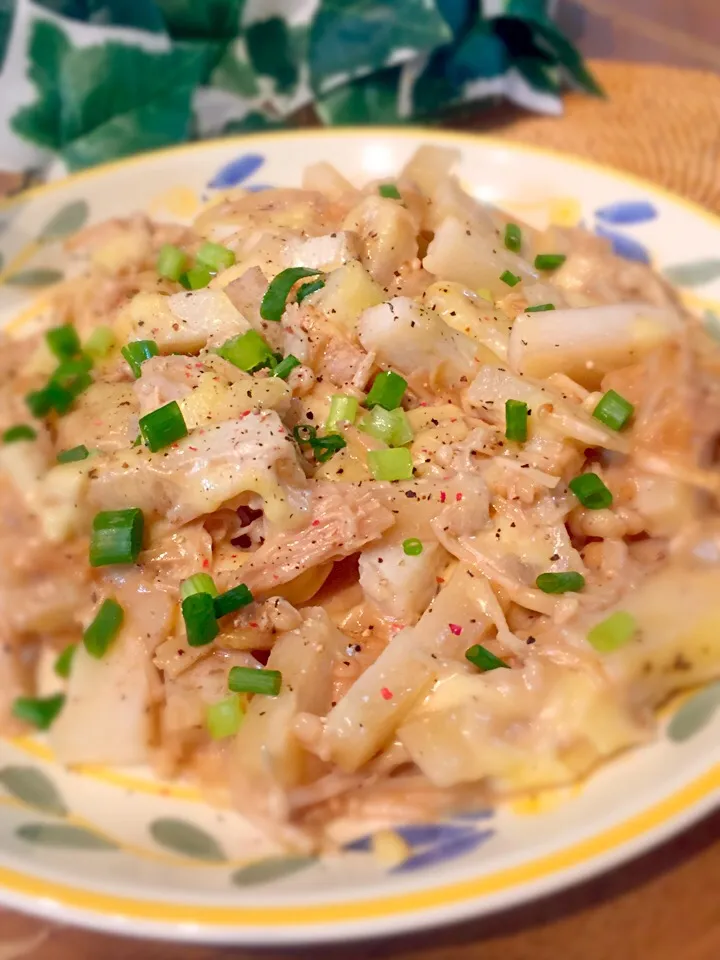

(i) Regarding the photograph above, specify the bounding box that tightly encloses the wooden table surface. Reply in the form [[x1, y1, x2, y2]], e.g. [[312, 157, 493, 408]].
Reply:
[[2, 3, 720, 957]]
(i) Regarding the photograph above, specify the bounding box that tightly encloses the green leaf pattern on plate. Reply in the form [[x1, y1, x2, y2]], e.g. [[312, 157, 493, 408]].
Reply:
[[38, 200, 89, 243], [3, 1, 598, 172], [150, 817, 226, 862], [231, 856, 317, 886], [667, 682, 720, 743], [663, 260, 720, 287], [4, 268, 65, 287], [0, 767, 68, 817], [17, 823, 118, 850]]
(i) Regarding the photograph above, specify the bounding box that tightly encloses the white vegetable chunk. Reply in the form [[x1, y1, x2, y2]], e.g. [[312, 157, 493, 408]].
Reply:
[[285, 231, 360, 272], [358, 539, 448, 624], [400, 145, 459, 197], [342, 195, 418, 284]]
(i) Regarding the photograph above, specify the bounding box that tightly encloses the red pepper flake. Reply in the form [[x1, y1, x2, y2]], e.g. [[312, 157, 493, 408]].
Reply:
[[202, 558, 210, 569], [436, 576, 445, 584], [455, 492, 463, 502], [380, 687, 393, 701], [249, 622, 258, 628], [448, 623, 462, 636], [188, 446, 198, 451], [440, 490, 447, 503], [312, 519, 320, 527]]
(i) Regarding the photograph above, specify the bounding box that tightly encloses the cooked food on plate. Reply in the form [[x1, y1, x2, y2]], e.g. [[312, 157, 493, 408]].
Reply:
[[1, 146, 719, 849]]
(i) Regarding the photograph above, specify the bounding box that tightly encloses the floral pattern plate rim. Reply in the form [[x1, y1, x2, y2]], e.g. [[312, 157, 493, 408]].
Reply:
[[0, 128, 719, 946]]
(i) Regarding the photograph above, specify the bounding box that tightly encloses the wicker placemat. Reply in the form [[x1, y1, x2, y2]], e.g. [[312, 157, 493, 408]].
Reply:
[[487, 60, 720, 215]]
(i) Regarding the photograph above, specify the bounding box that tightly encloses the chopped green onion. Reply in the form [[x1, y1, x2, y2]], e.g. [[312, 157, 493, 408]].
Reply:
[[505, 398, 528, 443], [157, 243, 187, 281], [206, 695, 245, 739], [196, 241, 235, 272], [536, 571, 586, 594], [272, 354, 301, 380], [465, 644, 509, 672], [139, 400, 188, 452], [402, 538, 423, 556], [388, 408, 414, 446], [46, 324, 81, 361], [504, 223, 522, 253], [85, 325, 116, 359], [3, 425, 36, 444], [525, 303, 555, 313], [57, 444, 89, 463], [182, 592, 219, 647], [260, 267, 324, 322], [587, 611, 637, 653], [360, 407, 414, 447], [217, 330, 274, 372], [122, 340, 159, 379], [25, 380, 75, 417], [214, 583, 253, 619], [84, 598, 124, 659], [179, 265, 212, 290], [313, 433, 347, 463], [592, 389, 635, 431], [366, 370, 407, 411], [569, 473, 613, 510], [379, 183, 402, 199], [534, 253, 567, 271], [296, 278, 325, 303], [500, 269, 521, 287], [367, 448, 414, 481], [25, 389, 54, 418], [293, 424, 317, 445], [12, 693, 65, 731], [326, 394, 359, 432], [54, 643, 77, 679], [180, 573, 218, 600], [51, 355, 93, 400], [228, 665, 282, 697], [89, 508, 144, 567]]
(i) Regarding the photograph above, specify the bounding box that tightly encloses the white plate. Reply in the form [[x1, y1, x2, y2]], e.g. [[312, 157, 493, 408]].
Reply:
[[0, 128, 719, 945]]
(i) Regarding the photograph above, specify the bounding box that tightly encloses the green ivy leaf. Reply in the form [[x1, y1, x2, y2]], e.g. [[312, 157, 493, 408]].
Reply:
[[10, 20, 71, 150], [0, 0, 15, 72], [31, 0, 165, 32], [156, 0, 243, 40], [38, 200, 89, 244], [5, 268, 64, 287], [17, 823, 117, 850], [316, 65, 403, 125], [0, 767, 67, 817], [663, 260, 720, 288], [246, 18, 298, 96], [667, 682, 720, 743], [211, 40, 260, 98], [150, 818, 226, 861], [231, 856, 316, 886], [309, 0, 453, 93]]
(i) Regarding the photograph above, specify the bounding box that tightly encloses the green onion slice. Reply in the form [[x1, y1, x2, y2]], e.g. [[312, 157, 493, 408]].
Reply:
[[179, 265, 212, 290], [3, 425, 36, 444], [500, 269, 521, 287], [592, 389, 634, 431], [534, 253, 567, 270], [367, 447, 414, 481], [196, 241, 235, 273], [260, 268, 324, 322], [54, 643, 77, 679], [12, 693, 65, 730], [228, 665, 282, 697], [57, 444, 89, 463], [326, 394, 359, 432], [217, 330, 274, 372], [182, 592, 219, 647], [504, 223, 522, 253], [525, 303, 556, 313], [272, 355, 301, 380], [51, 356, 93, 401], [359, 406, 413, 447], [139, 400, 188, 452], [505, 398, 528, 443], [206, 695, 245, 739], [46, 324, 81, 361], [536, 571, 586, 594], [293, 424, 347, 463], [214, 583, 253, 619], [366, 370, 407, 411], [122, 340, 159, 379], [180, 573, 218, 600], [379, 183, 402, 200], [569, 473, 613, 510], [465, 644, 509, 672], [587, 611, 637, 653], [296, 278, 326, 303], [89, 508, 144, 567], [402, 538, 423, 556], [157, 243, 187, 281], [85, 325, 116, 359], [84, 598, 124, 659]]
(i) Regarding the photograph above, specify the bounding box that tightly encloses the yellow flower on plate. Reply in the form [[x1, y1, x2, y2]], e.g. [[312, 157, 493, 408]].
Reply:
[[148, 186, 200, 219]]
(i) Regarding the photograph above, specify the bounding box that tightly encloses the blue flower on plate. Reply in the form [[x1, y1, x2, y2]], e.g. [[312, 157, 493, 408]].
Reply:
[[595, 225, 651, 264], [208, 154, 266, 190], [594, 200, 658, 225]]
